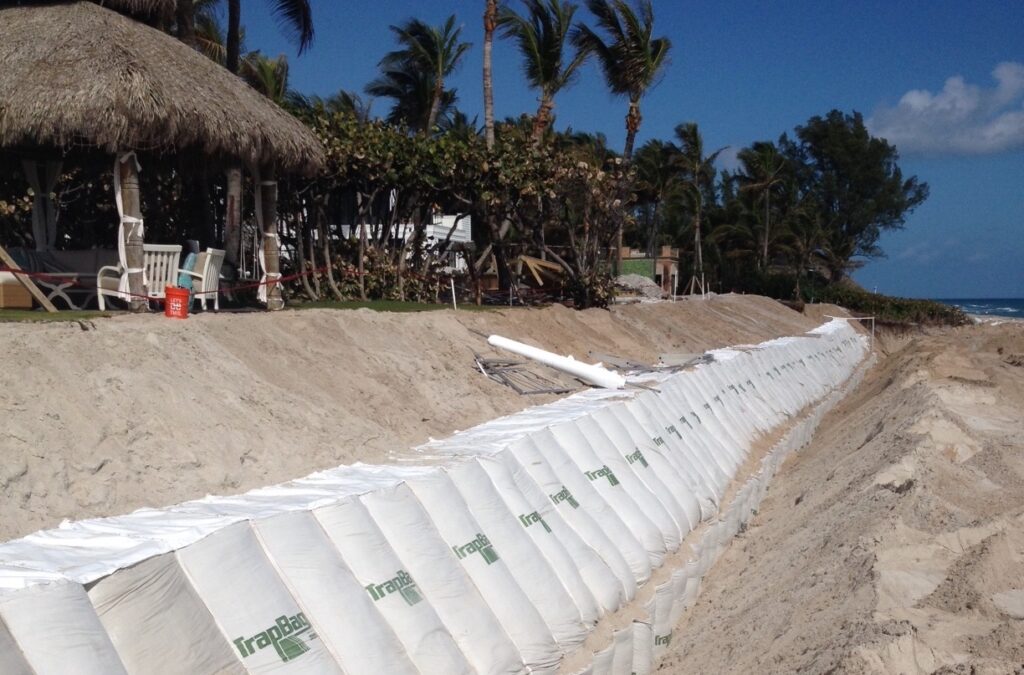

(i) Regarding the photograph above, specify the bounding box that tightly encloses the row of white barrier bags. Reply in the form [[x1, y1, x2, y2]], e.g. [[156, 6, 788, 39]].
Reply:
[[0, 320, 868, 675]]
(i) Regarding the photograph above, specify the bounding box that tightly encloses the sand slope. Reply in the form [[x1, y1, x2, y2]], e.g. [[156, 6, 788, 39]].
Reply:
[[659, 323, 1024, 673], [0, 294, 817, 541]]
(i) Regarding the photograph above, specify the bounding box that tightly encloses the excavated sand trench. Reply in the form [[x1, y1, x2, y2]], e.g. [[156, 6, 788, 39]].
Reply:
[[659, 323, 1024, 674]]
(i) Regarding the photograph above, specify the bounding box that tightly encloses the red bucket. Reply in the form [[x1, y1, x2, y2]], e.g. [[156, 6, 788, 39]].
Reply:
[[164, 286, 190, 319]]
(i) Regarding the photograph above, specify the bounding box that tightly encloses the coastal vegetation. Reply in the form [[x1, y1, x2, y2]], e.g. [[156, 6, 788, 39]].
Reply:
[[0, 0, 960, 324]]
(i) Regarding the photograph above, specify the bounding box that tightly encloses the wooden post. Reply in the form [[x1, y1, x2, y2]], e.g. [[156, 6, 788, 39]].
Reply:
[[260, 168, 284, 310], [118, 156, 147, 312]]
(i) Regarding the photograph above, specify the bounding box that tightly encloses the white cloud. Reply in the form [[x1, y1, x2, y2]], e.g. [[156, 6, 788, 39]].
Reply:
[[714, 146, 741, 172], [867, 61, 1024, 155]]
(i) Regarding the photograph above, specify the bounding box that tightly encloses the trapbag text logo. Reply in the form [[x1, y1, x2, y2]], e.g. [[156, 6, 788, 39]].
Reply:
[[584, 465, 620, 486], [518, 510, 552, 533], [233, 613, 317, 664], [365, 569, 423, 607], [550, 485, 579, 508], [453, 533, 500, 564], [625, 449, 649, 468]]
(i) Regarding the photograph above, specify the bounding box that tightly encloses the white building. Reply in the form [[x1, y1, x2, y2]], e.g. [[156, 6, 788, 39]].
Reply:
[[340, 214, 472, 271]]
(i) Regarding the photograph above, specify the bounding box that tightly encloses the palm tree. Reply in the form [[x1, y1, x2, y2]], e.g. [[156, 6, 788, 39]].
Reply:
[[738, 141, 787, 270], [379, 16, 471, 132], [226, 0, 313, 75], [674, 122, 726, 295], [483, 0, 499, 149], [633, 139, 680, 257], [572, 0, 670, 161], [289, 90, 373, 122], [241, 52, 290, 105], [366, 66, 458, 132], [500, 0, 590, 142]]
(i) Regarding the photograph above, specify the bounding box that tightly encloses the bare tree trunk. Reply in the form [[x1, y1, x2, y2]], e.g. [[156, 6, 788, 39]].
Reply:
[[307, 215, 321, 297], [356, 192, 367, 300], [318, 201, 344, 300], [483, 0, 497, 150], [259, 169, 284, 310], [118, 156, 147, 312], [226, 0, 241, 74], [294, 207, 318, 300]]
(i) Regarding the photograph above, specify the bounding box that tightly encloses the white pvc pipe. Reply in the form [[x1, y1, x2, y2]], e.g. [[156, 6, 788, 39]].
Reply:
[[487, 335, 626, 389]]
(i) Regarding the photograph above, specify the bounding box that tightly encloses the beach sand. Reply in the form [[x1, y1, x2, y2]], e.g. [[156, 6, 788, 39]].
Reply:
[[659, 322, 1024, 673], [0, 294, 820, 541]]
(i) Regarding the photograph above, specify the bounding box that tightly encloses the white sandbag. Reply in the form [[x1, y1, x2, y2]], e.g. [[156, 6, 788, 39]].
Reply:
[[253, 510, 419, 675], [516, 432, 651, 587], [589, 406, 697, 533], [358, 483, 527, 675], [447, 460, 593, 649], [313, 498, 473, 675], [483, 451, 625, 615], [609, 625, 634, 675], [174, 522, 341, 673], [0, 579, 127, 675], [669, 566, 689, 624], [0, 617, 31, 675], [632, 621, 654, 675], [546, 421, 669, 566], [604, 403, 717, 521], [623, 396, 728, 498], [650, 580, 676, 659], [571, 415, 683, 550], [590, 641, 615, 675], [88, 553, 245, 675], [404, 470, 562, 673]]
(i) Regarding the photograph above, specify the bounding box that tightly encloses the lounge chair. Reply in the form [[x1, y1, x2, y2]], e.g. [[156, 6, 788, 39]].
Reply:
[[177, 248, 225, 311], [4, 247, 101, 310], [97, 244, 182, 310]]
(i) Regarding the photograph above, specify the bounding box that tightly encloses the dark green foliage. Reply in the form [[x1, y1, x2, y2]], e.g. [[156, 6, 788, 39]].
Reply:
[[803, 283, 970, 327]]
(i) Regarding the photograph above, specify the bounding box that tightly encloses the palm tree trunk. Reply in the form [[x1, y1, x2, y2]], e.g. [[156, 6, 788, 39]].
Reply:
[[617, 97, 643, 272], [762, 191, 770, 270], [118, 156, 147, 312], [224, 167, 242, 267], [483, 0, 497, 150], [175, 0, 196, 47], [426, 76, 444, 131], [623, 97, 642, 161], [259, 169, 284, 310], [226, 0, 241, 74], [532, 95, 554, 142]]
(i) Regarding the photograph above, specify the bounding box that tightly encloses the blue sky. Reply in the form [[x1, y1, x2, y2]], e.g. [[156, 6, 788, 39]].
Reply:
[[245, 0, 1023, 299]]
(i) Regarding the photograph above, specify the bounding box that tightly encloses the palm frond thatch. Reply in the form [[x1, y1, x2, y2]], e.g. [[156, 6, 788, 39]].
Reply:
[[0, 1, 324, 173]]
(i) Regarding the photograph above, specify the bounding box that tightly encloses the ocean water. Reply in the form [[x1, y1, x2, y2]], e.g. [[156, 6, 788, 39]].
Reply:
[[935, 298, 1024, 319]]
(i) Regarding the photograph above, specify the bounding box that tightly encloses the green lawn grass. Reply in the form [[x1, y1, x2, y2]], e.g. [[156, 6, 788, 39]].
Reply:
[[0, 309, 112, 323]]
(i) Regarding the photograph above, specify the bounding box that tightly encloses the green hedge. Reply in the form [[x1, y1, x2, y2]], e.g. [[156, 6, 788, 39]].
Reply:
[[803, 283, 969, 326]]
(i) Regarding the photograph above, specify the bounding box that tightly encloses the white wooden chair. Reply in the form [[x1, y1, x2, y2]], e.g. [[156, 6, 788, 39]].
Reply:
[[97, 244, 182, 310], [178, 247, 225, 311]]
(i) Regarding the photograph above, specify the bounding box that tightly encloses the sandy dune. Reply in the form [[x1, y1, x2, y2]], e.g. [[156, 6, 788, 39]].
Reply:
[[0, 294, 817, 541], [659, 323, 1024, 674]]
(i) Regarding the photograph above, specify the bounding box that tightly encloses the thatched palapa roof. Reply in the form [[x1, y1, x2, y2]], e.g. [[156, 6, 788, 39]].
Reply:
[[0, 1, 325, 173]]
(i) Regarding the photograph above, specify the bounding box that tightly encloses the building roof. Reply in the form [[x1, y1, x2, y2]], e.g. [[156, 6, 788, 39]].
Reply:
[[0, 1, 324, 173]]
